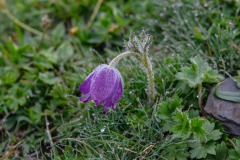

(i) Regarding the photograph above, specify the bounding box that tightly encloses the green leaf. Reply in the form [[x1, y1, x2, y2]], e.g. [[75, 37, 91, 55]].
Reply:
[[190, 118, 206, 140], [176, 66, 197, 87], [52, 23, 65, 39], [162, 143, 189, 160], [39, 72, 59, 85], [189, 141, 216, 159], [56, 41, 74, 63], [188, 109, 199, 119], [229, 139, 240, 160], [204, 121, 222, 141], [214, 142, 229, 160], [4, 85, 28, 111], [189, 120, 223, 159], [194, 27, 208, 40], [172, 111, 191, 138], [29, 103, 42, 124], [40, 48, 58, 64], [176, 55, 223, 88], [158, 95, 183, 120], [0, 66, 19, 85], [161, 120, 176, 132]]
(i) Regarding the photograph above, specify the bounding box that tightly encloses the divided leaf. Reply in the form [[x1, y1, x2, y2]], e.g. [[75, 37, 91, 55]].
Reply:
[[39, 72, 59, 85], [172, 111, 191, 138], [176, 55, 223, 88], [161, 143, 189, 160], [158, 96, 184, 132], [189, 121, 223, 159], [204, 121, 222, 141], [189, 141, 216, 159], [214, 141, 229, 160], [158, 96, 206, 139], [190, 118, 206, 140], [229, 139, 240, 160], [207, 141, 229, 160], [158, 95, 183, 120]]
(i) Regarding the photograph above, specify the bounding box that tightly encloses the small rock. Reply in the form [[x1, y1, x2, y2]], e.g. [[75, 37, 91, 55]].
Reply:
[[204, 78, 240, 135]]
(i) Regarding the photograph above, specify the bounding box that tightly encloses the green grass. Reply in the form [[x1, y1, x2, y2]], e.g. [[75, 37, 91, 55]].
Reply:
[[1, 0, 240, 159]]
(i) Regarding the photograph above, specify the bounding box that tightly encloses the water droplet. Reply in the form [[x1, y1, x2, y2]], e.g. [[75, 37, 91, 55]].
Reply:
[[100, 127, 106, 133], [47, 122, 49, 125]]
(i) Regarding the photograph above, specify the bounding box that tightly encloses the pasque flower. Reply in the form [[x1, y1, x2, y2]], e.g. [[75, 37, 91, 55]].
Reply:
[[79, 31, 156, 114], [79, 64, 123, 114]]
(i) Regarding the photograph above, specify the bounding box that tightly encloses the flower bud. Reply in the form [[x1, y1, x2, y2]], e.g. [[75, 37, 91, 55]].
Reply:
[[124, 30, 152, 55], [41, 14, 51, 30]]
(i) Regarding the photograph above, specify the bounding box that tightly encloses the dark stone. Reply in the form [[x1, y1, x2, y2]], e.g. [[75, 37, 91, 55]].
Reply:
[[204, 78, 240, 135]]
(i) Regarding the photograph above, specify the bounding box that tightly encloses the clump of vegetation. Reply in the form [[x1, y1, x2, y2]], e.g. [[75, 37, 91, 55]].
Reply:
[[1, 0, 240, 159]]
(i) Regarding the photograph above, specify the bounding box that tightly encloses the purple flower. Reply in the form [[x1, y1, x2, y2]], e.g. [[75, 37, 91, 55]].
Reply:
[[79, 64, 123, 114]]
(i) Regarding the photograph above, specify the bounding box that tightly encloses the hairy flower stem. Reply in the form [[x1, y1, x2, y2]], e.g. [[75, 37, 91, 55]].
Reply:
[[108, 51, 140, 68], [142, 54, 155, 104], [109, 51, 155, 104]]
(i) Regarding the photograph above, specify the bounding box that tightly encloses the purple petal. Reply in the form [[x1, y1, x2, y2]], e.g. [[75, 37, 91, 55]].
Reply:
[[78, 64, 124, 114], [79, 64, 107, 94], [79, 73, 94, 94], [90, 67, 117, 102], [80, 93, 91, 102], [110, 69, 123, 104], [104, 106, 110, 115], [94, 100, 101, 106], [102, 69, 123, 113]]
